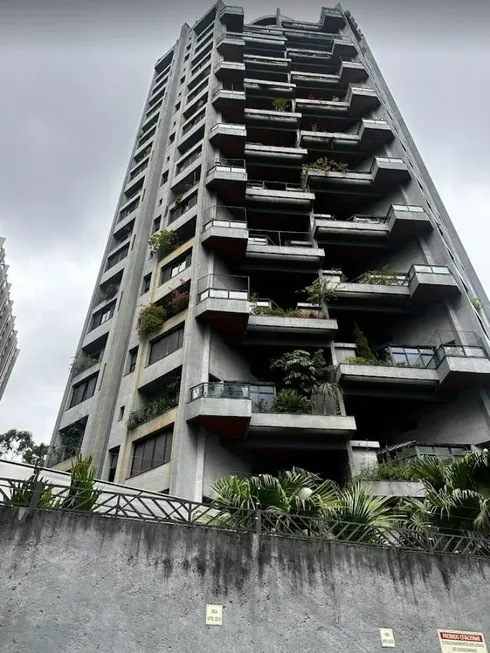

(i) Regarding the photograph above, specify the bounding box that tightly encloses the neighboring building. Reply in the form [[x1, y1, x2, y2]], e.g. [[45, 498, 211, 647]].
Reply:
[[0, 238, 19, 401], [50, 3, 490, 499]]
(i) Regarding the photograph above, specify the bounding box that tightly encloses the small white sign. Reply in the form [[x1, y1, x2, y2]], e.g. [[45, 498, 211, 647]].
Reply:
[[380, 628, 396, 648], [206, 604, 223, 626], [438, 630, 488, 653]]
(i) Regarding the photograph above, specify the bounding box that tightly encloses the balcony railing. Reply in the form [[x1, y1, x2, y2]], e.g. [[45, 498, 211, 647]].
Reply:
[[316, 213, 389, 225], [406, 264, 452, 283], [246, 180, 307, 192], [196, 274, 250, 302], [248, 229, 312, 247], [207, 158, 246, 175], [202, 205, 247, 229]]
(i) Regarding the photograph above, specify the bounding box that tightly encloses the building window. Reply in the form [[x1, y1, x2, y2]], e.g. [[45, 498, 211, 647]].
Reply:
[[175, 102, 181, 111], [108, 447, 120, 482], [176, 146, 201, 174], [161, 170, 169, 186], [127, 346, 139, 374], [169, 191, 198, 223], [142, 273, 152, 294], [69, 374, 98, 409], [106, 243, 129, 271], [130, 428, 173, 476], [169, 133, 175, 144], [152, 216, 161, 234], [160, 251, 192, 285], [90, 302, 115, 330], [149, 327, 184, 365], [118, 406, 125, 422]]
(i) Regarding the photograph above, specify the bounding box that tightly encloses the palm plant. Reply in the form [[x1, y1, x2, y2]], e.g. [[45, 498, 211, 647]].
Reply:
[[59, 456, 100, 512], [402, 452, 490, 537]]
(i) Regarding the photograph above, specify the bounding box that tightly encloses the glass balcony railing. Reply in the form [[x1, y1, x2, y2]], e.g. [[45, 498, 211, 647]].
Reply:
[[189, 381, 275, 411], [207, 158, 246, 175], [246, 179, 307, 192], [196, 274, 250, 302], [202, 205, 247, 230], [248, 229, 312, 247]]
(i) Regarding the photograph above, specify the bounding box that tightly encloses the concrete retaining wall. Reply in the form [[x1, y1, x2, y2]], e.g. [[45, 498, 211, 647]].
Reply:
[[0, 507, 489, 653]]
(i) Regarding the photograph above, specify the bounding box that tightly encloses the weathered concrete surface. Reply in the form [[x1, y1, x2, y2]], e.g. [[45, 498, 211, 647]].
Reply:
[[0, 507, 489, 653]]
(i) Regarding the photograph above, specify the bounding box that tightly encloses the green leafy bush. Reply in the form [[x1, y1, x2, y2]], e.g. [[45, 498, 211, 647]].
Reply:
[[356, 268, 401, 286], [352, 322, 377, 363], [272, 97, 289, 111], [148, 230, 179, 259], [471, 297, 482, 312], [70, 352, 98, 376], [272, 389, 313, 414], [357, 460, 420, 482], [137, 304, 167, 339], [6, 469, 54, 508], [302, 158, 349, 175], [60, 456, 100, 512], [126, 395, 178, 431], [303, 277, 339, 304]]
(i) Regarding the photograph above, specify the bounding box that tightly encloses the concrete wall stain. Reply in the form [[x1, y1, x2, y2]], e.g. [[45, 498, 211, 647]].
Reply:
[[1, 507, 489, 653]]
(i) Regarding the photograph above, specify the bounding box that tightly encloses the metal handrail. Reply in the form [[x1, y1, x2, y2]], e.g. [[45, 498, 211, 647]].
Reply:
[[202, 205, 247, 228], [246, 179, 306, 192], [1, 476, 489, 558], [196, 273, 250, 300], [248, 229, 313, 247], [207, 158, 246, 175]]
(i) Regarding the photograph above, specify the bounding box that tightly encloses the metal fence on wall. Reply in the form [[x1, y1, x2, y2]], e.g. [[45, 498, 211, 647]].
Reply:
[[1, 476, 490, 559]]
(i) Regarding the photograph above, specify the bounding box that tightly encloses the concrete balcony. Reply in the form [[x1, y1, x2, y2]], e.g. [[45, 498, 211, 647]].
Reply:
[[246, 308, 337, 346], [243, 33, 287, 50], [246, 180, 315, 208], [195, 274, 250, 335], [214, 60, 246, 84], [219, 5, 244, 31], [436, 346, 490, 389], [328, 264, 459, 311], [292, 62, 366, 90], [320, 6, 346, 32], [187, 382, 252, 438], [244, 107, 301, 129], [246, 230, 324, 270], [287, 48, 333, 66], [216, 32, 245, 62], [314, 204, 432, 246], [212, 86, 246, 111], [244, 142, 307, 162], [201, 205, 248, 260], [407, 264, 460, 306], [299, 119, 393, 154], [248, 412, 357, 439], [361, 480, 425, 498], [332, 36, 357, 59], [244, 78, 296, 97], [82, 318, 112, 349], [205, 159, 247, 199], [244, 54, 291, 72], [306, 157, 411, 193], [296, 85, 380, 118], [339, 61, 368, 85], [209, 122, 247, 156], [336, 362, 439, 393]]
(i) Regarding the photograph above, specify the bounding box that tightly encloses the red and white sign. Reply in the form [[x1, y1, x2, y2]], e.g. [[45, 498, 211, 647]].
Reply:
[[438, 630, 487, 653]]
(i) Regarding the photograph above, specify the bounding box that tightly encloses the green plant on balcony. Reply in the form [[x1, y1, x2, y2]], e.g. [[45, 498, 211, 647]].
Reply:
[[311, 122, 319, 131], [303, 276, 340, 305], [356, 460, 420, 482], [304, 157, 349, 174], [331, 96, 340, 102], [70, 352, 98, 376], [356, 268, 401, 286], [270, 349, 331, 398], [148, 229, 179, 259], [137, 303, 167, 339], [352, 322, 377, 364], [59, 423, 85, 461], [272, 389, 314, 414], [272, 97, 289, 111], [471, 297, 482, 312], [126, 383, 180, 431]]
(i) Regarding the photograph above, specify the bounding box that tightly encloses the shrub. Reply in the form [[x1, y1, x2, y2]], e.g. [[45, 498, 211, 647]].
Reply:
[[303, 277, 340, 305], [358, 460, 421, 482], [126, 395, 178, 430], [356, 268, 401, 286], [171, 280, 190, 313], [60, 456, 100, 512], [148, 230, 179, 259], [272, 389, 313, 414], [271, 349, 330, 397], [137, 304, 166, 339], [331, 96, 340, 102], [303, 158, 348, 175], [272, 97, 289, 111], [6, 469, 55, 508], [352, 322, 377, 363], [471, 297, 482, 312], [70, 352, 98, 376]]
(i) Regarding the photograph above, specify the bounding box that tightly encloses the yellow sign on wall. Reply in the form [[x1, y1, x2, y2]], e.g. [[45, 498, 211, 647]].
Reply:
[[380, 628, 396, 647], [438, 630, 488, 653], [206, 604, 223, 626]]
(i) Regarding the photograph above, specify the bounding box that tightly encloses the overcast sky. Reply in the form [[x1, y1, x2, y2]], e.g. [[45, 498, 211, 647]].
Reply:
[[0, 0, 489, 443]]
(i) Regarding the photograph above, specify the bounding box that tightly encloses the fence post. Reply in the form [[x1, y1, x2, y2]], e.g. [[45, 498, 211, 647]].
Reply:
[[254, 508, 262, 535], [28, 480, 45, 511]]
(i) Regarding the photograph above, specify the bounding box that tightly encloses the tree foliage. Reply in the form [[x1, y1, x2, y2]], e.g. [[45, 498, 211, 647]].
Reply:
[[0, 430, 48, 465]]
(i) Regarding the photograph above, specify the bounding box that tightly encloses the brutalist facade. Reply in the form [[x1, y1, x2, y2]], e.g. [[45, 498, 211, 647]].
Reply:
[[50, 3, 490, 499], [0, 238, 19, 401]]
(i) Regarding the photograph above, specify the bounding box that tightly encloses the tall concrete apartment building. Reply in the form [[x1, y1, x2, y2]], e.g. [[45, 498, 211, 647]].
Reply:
[[50, 3, 490, 499], [0, 238, 19, 401]]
